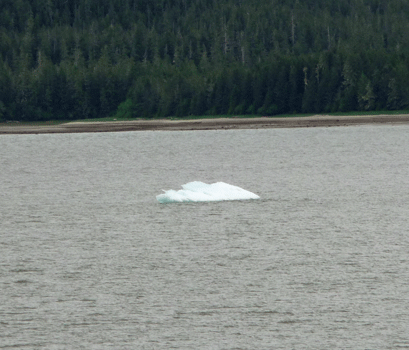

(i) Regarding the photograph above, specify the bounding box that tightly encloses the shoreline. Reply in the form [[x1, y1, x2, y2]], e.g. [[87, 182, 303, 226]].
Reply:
[[1, 114, 409, 134]]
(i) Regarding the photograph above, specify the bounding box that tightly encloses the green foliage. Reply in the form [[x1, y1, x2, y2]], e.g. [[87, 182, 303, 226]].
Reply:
[[114, 99, 136, 119], [357, 73, 375, 111], [1, 0, 409, 120], [0, 101, 5, 121]]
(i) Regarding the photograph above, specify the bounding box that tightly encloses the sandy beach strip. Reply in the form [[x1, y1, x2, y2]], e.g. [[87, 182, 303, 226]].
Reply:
[[1, 114, 409, 134]]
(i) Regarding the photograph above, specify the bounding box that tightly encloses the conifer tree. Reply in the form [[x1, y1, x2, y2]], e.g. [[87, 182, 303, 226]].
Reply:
[[2, 0, 409, 120]]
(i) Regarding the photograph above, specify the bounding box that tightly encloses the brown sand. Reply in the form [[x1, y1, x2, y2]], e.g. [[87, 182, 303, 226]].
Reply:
[[1, 114, 409, 134]]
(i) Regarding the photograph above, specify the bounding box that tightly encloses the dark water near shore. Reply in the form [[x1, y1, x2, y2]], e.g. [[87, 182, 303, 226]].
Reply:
[[1, 125, 409, 349]]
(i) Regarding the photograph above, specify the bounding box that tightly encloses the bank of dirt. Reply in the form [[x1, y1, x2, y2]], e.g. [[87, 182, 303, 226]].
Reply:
[[1, 114, 409, 134]]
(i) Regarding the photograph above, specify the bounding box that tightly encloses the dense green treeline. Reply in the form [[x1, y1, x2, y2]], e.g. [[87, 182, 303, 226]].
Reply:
[[1, 0, 409, 121]]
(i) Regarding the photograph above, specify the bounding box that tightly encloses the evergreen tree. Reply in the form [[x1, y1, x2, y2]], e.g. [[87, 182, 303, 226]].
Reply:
[[1, 0, 409, 120], [357, 73, 375, 111]]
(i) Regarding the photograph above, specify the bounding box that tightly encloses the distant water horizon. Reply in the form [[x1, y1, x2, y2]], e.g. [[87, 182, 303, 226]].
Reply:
[[2, 125, 409, 349]]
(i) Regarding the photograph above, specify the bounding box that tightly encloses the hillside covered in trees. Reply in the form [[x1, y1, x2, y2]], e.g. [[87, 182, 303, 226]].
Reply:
[[1, 0, 409, 121]]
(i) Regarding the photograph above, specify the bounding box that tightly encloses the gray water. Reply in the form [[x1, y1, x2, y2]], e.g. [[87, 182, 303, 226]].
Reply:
[[1, 125, 409, 349]]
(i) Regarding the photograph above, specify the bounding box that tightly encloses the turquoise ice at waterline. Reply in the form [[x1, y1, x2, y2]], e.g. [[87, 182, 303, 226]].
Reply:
[[156, 181, 260, 203]]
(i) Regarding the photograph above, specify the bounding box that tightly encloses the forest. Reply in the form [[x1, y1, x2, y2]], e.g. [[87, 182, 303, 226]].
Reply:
[[1, 0, 409, 121]]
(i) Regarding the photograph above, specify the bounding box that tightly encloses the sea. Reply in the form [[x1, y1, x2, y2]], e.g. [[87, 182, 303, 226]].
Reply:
[[1, 124, 409, 349]]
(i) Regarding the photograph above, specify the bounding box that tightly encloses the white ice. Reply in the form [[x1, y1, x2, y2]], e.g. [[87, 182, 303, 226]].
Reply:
[[156, 181, 260, 203]]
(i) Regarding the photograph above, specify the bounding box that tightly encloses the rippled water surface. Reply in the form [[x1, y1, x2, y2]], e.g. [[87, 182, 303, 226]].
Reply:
[[1, 125, 409, 349]]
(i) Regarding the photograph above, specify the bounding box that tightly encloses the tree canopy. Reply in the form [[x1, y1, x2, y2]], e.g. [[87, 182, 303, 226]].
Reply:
[[1, 0, 409, 121]]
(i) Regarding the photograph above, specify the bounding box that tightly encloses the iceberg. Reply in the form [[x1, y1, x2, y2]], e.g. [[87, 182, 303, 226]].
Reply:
[[156, 181, 260, 203]]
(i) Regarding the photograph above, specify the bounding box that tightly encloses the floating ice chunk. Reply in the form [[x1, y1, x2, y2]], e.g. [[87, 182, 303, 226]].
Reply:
[[156, 181, 260, 203]]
